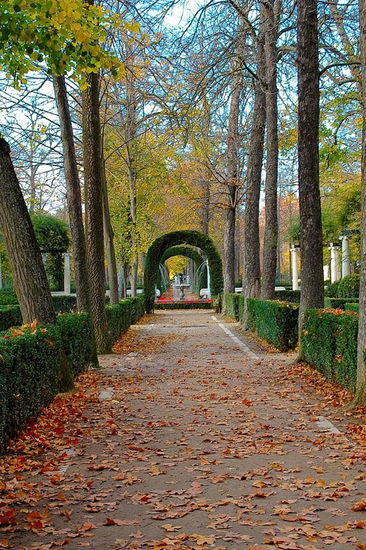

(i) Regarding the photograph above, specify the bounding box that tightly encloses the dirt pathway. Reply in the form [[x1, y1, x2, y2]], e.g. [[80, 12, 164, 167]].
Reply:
[[1, 310, 365, 549]]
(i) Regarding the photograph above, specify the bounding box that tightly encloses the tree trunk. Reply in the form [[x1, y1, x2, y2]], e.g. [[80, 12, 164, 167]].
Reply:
[[0, 138, 73, 390], [200, 95, 211, 236], [242, 15, 266, 328], [297, 0, 324, 335], [101, 158, 119, 304], [353, 0, 366, 406], [261, 0, 278, 300], [224, 21, 244, 294], [82, 72, 112, 353], [53, 75, 91, 313]]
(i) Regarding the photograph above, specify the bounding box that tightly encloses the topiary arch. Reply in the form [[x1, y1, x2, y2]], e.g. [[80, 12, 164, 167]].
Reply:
[[144, 230, 223, 313], [160, 245, 203, 268]]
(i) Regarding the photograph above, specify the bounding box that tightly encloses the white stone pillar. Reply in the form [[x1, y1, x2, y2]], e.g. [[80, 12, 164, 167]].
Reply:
[[290, 245, 299, 290], [206, 260, 211, 299], [329, 243, 341, 283], [63, 252, 71, 295], [339, 235, 351, 278], [323, 265, 330, 281]]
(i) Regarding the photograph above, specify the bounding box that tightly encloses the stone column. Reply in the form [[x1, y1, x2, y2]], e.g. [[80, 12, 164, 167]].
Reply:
[[290, 245, 300, 290], [339, 235, 351, 278], [329, 243, 341, 283], [206, 260, 211, 299], [63, 252, 71, 295]]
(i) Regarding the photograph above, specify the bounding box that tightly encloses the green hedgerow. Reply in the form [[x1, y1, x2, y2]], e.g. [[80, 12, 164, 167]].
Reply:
[[247, 299, 299, 351]]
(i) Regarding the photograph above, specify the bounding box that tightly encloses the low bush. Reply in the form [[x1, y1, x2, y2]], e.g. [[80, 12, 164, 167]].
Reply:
[[130, 296, 145, 324], [324, 297, 359, 309], [337, 273, 360, 298], [246, 299, 299, 351], [0, 306, 22, 332], [274, 290, 300, 303], [106, 300, 132, 342], [238, 295, 244, 322], [345, 303, 360, 313], [57, 313, 95, 376], [300, 309, 358, 392], [0, 324, 62, 453], [52, 295, 77, 313], [155, 301, 212, 310], [0, 290, 18, 305], [224, 293, 240, 320]]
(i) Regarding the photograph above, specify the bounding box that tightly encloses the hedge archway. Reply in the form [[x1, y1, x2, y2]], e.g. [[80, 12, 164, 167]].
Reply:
[[160, 245, 203, 268], [144, 230, 223, 312]]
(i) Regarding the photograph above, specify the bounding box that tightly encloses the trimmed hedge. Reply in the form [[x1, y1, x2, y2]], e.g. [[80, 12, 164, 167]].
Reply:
[[130, 295, 145, 324], [0, 306, 22, 331], [0, 324, 62, 453], [0, 291, 18, 305], [144, 230, 223, 313], [247, 299, 299, 351], [224, 293, 240, 320], [57, 313, 95, 376], [275, 290, 300, 303], [52, 295, 77, 313], [300, 309, 358, 392], [325, 274, 360, 298], [345, 303, 360, 313], [324, 297, 359, 310], [155, 301, 212, 309], [0, 297, 146, 452]]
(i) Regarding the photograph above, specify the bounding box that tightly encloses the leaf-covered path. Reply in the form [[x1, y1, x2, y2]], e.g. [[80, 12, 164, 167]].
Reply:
[[1, 310, 366, 549]]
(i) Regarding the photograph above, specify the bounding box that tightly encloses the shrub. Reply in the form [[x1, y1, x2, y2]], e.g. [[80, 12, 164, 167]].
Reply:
[[300, 309, 358, 392], [52, 295, 77, 313], [57, 313, 95, 376], [155, 301, 212, 310], [324, 280, 340, 298], [337, 273, 360, 298], [274, 290, 300, 303], [345, 303, 360, 313], [129, 296, 145, 324], [224, 293, 240, 320], [105, 300, 132, 342], [0, 306, 22, 332], [0, 324, 62, 453], [0, 290, 18, 305], [324, 297, 359, 309], [238, 295, 244, 322], [246, 299, 299, 351]]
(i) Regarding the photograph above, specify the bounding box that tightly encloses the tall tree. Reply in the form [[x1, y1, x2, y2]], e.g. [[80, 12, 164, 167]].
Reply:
[[297, 0, 324, 332], [242, 7, 266, 327], [224, 19, 244, 294], [354, 0, 366, 406], [261, 0, 279, 299], [53, 75, 92, 313], [82, 70, 112, 353]]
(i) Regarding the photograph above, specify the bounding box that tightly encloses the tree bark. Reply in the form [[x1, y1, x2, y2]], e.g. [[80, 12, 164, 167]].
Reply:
[[82, 71, 112, 353], [200, 95, 211, 236], [0, 138, 73, 390], [101, 157, 119, 304], [242, 14, 266, 328], [261, 0, 278, 299], [53, 75, 91, 312], [224, 21, 244, 294], [297, 0, 324, 334], [353, 0, 366, 406]]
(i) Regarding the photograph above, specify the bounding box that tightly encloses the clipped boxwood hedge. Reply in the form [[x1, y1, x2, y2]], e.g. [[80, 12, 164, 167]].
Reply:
[[274, 290, 300, 303], [155, 301, 212, 309], [224, 293, 240, 320], [247, 299, 299, 351], [0, 306, 22, 331], [130, 295, 145, 324], [300, 309, 358, 392], [0, 297, 146, 453], [144, 230, 223, 313], [0, 290, 18, 305], [324, 297, 359, 310], [0, 324, 62, 453], [325, 274, 360, 298], [345, 303, 360, 313]]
